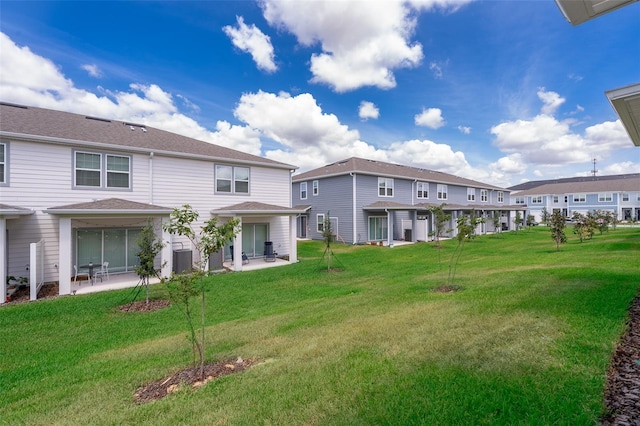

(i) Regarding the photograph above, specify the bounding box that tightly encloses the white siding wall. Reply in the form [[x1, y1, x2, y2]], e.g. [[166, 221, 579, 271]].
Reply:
[[1, 139, 293, 280]]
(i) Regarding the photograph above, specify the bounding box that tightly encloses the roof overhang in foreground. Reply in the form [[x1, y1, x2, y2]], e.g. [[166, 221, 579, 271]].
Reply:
[[554, 0, 638, 25], [606, 83, 640, 147], [212, 202, 311, 216], [363, 201, 526, 211]]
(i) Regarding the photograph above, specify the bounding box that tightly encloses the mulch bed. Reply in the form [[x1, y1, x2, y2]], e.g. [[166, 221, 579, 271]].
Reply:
[[601, 295, 640, 425], [134, 357, 257, 404], [116, 299, 171, 312]]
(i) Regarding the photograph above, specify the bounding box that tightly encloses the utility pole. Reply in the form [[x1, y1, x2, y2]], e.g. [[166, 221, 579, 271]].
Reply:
[[591, 158, 598, 177]]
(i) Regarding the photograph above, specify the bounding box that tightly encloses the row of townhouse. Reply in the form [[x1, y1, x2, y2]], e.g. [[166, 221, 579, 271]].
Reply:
[[509, 174, 640, 222], [0, 102, 306, 303], [291, 157, 523, 245]]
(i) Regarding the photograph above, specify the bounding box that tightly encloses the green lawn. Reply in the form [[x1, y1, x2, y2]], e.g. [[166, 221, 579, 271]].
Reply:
[[1, 227, 639, 425]]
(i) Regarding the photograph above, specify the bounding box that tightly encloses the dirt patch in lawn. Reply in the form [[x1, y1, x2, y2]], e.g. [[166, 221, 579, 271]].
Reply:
[[134, 357, 257, 404], [432, 284, 463, 293], [116, 299, 171, 313]]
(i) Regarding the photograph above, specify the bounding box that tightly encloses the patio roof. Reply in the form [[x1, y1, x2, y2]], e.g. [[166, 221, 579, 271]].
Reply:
[[0, 203, 34, 218], [606, 83, 640, 147], [554, 0, 637, 25], [363, 201, 525, 211], [44, 198, 172, 215], [211, 201, 310, 216]]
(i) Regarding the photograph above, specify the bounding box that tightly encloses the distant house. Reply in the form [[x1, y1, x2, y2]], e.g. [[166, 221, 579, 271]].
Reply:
[[509, 174, 640, 222], [291, 157, 520, 245], [0, 102, 305, 303]]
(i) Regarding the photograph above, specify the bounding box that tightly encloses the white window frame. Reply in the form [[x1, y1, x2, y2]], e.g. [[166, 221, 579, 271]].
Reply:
[[497, 191, 504, 203], [467, 188, 476, 202], [312, 180, 319, 196], [553, 195, 559, 203], [74, 150, 132, 190], [480, 189, 488, 202], [300, 182, 308, 200], [317, 213, 325, 233], [531, 196, 542, 204], [0, 142, 6, 185], [573, 194, 586, 203], [515, 197, 525, 205], [598, 193, 613, 202], [437, 184, 448, 200], [622, 193, 629, 201], [417, 182, 429, 199], [215, 164, 250, 194], [378, 177, 394, 197]]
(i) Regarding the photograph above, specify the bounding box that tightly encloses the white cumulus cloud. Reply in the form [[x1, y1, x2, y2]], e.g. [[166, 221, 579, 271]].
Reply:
[[359, 101, 380, 120], [415, 107, 445, 129], [223, 16, 277, 73]]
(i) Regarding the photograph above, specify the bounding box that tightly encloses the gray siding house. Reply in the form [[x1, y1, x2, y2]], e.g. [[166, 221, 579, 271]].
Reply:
[[292, 157, 520, 245], [510, 174, 640, 222]]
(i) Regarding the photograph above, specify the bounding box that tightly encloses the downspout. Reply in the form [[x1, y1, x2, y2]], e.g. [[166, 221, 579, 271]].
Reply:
[[149, 152, 154, 205], [351, 172, 357, 244]]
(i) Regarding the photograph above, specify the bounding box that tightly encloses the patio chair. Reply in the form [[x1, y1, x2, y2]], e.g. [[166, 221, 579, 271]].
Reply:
[[94, 261, 109, 282], [74, 265, 90, 284]]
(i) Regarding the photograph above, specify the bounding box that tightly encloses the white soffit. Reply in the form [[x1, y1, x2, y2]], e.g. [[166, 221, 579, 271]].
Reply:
[[606, 83, 640, 147], [555, 0, 638, 25]]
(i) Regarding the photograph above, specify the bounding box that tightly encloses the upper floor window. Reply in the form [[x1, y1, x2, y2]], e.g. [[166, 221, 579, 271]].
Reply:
[[497, 191, 504, 203], [75, 151, 131, 189], [531, 196, 542, 204], [437, 184, 448, 200], [553, 195, 559, 203], [467, 188, 476, 202], [215, 164, 249, 194], [573, 194, 586, 203], [312, 180, 319, 196], [598, 193, 612, 202], [515, 197, 525, 205], [480, 189, 488, 202], [622, 193, 629, 201], [417, 182, 429, 199], [378, 177, 394, 197], [300, 182, 308, 200], [0, 142, 6, 185], [564, 195, 568, 202]]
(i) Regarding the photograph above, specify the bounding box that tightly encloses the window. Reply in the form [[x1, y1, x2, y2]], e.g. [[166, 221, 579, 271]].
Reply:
[[467, 188, 476, 202], [573, 194, 586, 203], [531, 196, 542, 204], [312, 180, 319, 196], [598, 193, 613, 202], [497, 191, 504, 203], [378, 177, 394, 197], [300, 182, 307, 200], [564, 196, 568, 202], [515, 197, 525, 205], [417, 182, 429, 199], [215, 165, 249, 194], [553, 195, 559, 203], [437, 184, 448, 200], [74, 151, 131, 189], [622, 193, 629, 201], [0, 142, 6, 184], [317, 214, 325, 232], [480, 189, 488, 202]]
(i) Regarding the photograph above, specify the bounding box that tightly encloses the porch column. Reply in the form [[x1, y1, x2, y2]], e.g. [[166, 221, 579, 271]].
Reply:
[[160, 218, 172, 278], [386, 210, 393, 246], [59, 217, 72, 296], [0, 218, 6, 304], [411, 210, 417, 242], [233, 216, 243, 271], [289, 215, 298, 263]]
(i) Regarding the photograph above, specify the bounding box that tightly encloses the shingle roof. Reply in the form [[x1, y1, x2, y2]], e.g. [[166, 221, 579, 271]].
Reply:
[[211, 201, 310, 215], [513, 175, 640, 196], [0, 102, 295, 170], [508, 173, 640, 191], [45, 198, 172, 214], [0, 204, 34, 215], [292, 157, 506, 190]]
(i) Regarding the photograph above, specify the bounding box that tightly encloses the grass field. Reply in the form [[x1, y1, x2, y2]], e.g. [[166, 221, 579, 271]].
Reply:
[[1, 227, 639, 425]]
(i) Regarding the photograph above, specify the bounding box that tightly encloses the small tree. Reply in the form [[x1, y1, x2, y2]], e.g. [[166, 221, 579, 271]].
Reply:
[[163, 205, 240, 379], [321, 211, 336, 271], [134, 219, 165, 304], [514, 211, 524, 232], [526, 214, 536, 229], [572, 212, 595, 243], [541, 207, 550, 226], [429, 204, 452, 247], [492, 212, 502, 236], [550, 210, 567, 251], [446, 215, 475, 286]]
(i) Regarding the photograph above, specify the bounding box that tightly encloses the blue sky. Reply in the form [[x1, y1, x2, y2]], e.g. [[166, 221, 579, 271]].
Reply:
[[1, 0, 638, 187]]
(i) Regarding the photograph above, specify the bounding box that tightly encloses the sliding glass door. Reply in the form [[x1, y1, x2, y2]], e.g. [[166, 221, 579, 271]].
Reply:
[[368, 216, 388, 241], [76, 228, 142, 274]]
